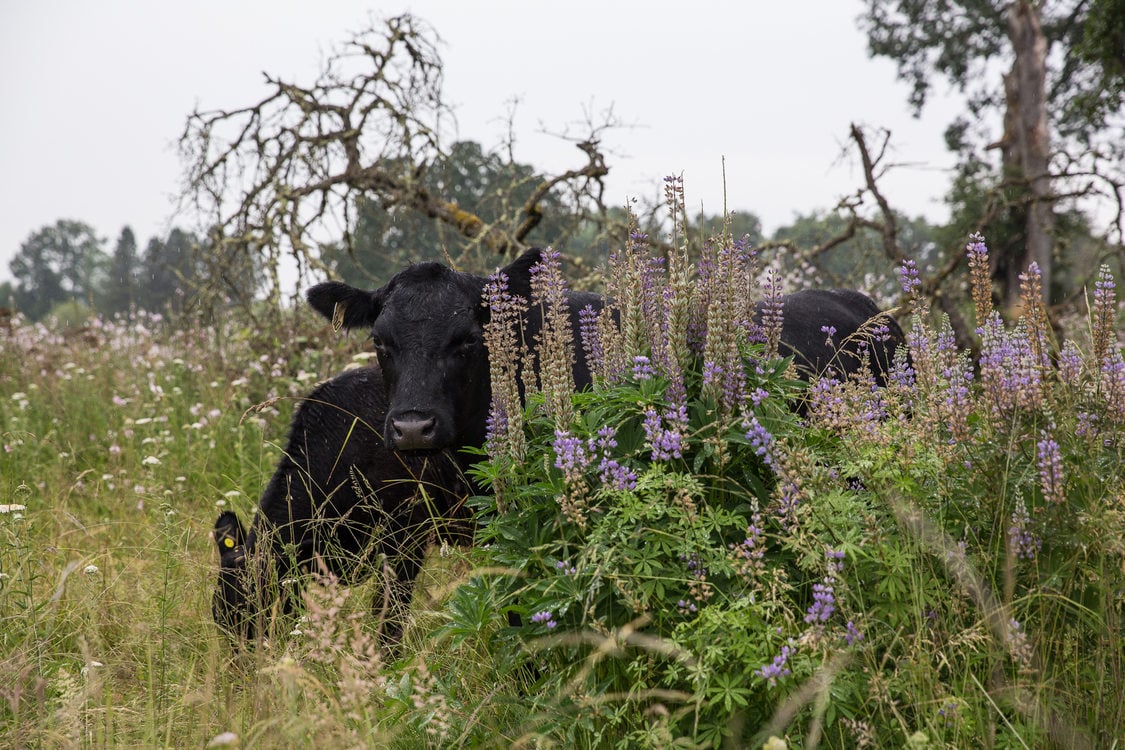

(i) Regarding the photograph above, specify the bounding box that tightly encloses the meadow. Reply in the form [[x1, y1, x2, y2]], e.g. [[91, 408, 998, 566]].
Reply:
[[2, 225, 1124, 748]]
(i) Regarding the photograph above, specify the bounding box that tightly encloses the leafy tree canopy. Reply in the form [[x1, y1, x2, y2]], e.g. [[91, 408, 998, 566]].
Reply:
[[9, 219, 106, 321]]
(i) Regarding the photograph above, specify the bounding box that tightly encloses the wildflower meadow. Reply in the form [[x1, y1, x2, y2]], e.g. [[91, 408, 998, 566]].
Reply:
[[2, 199, 1124, 746]]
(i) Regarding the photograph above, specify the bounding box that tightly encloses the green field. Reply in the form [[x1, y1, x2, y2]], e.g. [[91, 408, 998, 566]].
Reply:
[[3, 240, 1125, 748]]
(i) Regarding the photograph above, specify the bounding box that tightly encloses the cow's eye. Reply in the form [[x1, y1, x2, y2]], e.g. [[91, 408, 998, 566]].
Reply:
[[371, 335, 393, 356], [449, 334, 480, 355]]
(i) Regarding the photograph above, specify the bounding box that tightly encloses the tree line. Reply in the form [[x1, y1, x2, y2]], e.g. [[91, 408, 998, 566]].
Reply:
[[1, 222, 216, 322]]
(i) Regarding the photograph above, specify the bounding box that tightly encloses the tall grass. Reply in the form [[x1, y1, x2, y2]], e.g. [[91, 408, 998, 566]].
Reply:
[[2, 204, 1124, 747]]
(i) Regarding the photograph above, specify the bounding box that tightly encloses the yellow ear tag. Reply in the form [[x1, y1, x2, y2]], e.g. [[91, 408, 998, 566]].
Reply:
[[223, 537, 235, 549], [332, 302, 346, 333]]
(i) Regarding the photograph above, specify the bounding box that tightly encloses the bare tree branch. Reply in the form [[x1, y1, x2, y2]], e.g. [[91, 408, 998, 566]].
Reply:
[[176, 13, 614, 311]]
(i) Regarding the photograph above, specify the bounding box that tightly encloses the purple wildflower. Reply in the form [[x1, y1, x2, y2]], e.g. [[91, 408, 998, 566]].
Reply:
[[898, 259, 922, 297], [757, 269, 785, 358], [555, 560, 578, 575], [744, 416, 777, 470], [631, 355, 656, 381], [1076, 411, 1099, 439], [978, 314, 1043, 416], [642, 408, 684, 461], [804, 579, 836, 623], [599, 457, 638, 491], [966, 233, 992, 323], [553, 430, 590, 483], [1058, 340, 1083, 387], [1036, 432, 1065, 505], [938, 700, 959, 726], [1093, 264, 1118, 370], [531, 610, 558, 629], [1103, 350, 1125, 423], [578, 305, 604, 377], [844, 620, 864, 646], [731, 512, 765, 579], [756, 645, 793, 686], [1008, 497, 1041, 560], [776, 481, 801, 528]]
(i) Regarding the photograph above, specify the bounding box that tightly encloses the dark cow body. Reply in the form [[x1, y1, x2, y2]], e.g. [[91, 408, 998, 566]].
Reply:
[[757, 289, 905, 388], [213, 365, 471, 644]]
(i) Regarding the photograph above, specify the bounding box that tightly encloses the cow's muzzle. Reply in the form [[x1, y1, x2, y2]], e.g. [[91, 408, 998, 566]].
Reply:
[[388, 412, 439, 451]]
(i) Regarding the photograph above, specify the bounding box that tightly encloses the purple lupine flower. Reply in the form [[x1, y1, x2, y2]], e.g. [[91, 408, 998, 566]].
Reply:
[[642, 408, 684, 461], [1075, 411, 1099, 439], [1007, 497, 1041, 560], [529, 247, 576, 427], [755, 645, 793, 686], [631, 355, 656, 381], [821, 325, 837, 347], [676, 599, 698, 613], [744, 416, 776, 469], [979, 314, 1043, 416], [804, 579, 836, 623], [731, 512, 766, 579], [756, 269, 785, 357], [553, 430, 591, 483], [1036, 432, 1065, 505], [578, 305, 604, 377], [531, 610, 558, 629], [1057, 340, 1083, 387], [599, 457, 638, 491], [826, 548, 845, 573], [1006, 618, 1033, 669], [1103, 350, 1125, 423], [776, 481, 800, 527], [898, 259, 922, 296], [555, 560, 578, 575], [889, 353, 916, 389], [844, 620, 864, 646], [1093, 264, 1118, 370], [595, 425, 617, 450], [681, 552, 707, 580], [938, 700, 959, 726], [482, 270, 527, 460]]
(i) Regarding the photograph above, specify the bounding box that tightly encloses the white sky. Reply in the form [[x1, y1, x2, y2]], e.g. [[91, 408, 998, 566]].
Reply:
[[0, 1, 966, 283]]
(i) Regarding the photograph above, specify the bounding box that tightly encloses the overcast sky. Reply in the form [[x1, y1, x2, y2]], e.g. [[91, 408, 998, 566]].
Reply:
[[0, 1, 966, 284]]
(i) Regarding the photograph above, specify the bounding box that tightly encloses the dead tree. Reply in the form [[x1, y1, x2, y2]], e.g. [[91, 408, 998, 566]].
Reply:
[[178, 14, 609, 311]]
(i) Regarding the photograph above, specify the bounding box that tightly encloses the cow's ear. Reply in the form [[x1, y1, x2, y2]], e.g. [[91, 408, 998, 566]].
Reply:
[[499, 247, 544, 300], [307, 281, 382, 330], [214, 511, 246, 561]]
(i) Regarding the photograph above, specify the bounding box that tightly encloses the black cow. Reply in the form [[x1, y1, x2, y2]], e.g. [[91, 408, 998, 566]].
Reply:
[[212, 365, 471, 645], [757, 288, 906, 389], [213, 248, 602, 645]]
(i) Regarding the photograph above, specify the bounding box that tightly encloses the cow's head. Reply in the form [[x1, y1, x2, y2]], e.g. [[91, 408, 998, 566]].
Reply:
[[307, 249, 541, 452]]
